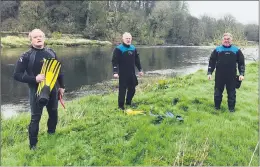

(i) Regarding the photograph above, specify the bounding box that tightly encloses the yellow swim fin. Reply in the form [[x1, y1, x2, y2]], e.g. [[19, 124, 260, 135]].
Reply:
[[48, 60, 61, 91], [36, 58, 61, 107], [125, 109, 145, 115], [36, 58, 48, 96], [45, 59, 60, 89]]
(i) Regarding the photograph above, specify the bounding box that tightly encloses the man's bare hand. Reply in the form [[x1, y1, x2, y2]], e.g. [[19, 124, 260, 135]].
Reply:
[[36, 74, 45, 83], [239, 75, 244, 81], [59, 88, 65, 97], [208, 75, 212, 80], [138, 71, 144, 77], [113, 73, 119, 78]]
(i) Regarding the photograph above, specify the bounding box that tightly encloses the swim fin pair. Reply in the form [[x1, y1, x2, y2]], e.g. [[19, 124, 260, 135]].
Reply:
[[36, 58, 61, 107]]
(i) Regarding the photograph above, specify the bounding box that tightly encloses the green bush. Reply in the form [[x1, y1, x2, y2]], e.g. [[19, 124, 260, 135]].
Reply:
[[51, 31, 62, 39]]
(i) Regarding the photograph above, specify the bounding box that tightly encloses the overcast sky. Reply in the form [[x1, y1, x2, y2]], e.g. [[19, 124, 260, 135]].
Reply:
[[187, 1, 259, 25]]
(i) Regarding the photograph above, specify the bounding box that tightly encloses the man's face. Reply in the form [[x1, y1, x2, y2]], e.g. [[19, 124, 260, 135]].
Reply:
[[31, 30, 45, 48], [222, 35, 232, 47], [122, 34, 132, 45]]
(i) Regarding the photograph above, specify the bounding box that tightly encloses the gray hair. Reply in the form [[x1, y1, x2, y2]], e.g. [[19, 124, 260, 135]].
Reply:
[[222, 32, 232, 40], [122, 32, 132, 39], [28, 29, 45, 41]]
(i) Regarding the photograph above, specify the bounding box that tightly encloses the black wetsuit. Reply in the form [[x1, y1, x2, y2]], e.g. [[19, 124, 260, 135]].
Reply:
[[112, 43, 142, 109], [207, 45, 245, 111], [13, 46, 65, 148]]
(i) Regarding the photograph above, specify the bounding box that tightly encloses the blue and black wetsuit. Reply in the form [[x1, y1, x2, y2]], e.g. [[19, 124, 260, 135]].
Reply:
[[207, 45, 245, 111], [13, 46, 65, 149], [112, 43, 142, 109]]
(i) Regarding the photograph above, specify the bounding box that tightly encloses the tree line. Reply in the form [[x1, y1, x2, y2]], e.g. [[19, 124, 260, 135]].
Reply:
[[1, 1, 259, 45]]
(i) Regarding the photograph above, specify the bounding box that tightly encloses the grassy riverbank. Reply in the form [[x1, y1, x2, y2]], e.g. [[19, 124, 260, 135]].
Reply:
[[1, 36, 112, 48], [1, 62, 258, 166]]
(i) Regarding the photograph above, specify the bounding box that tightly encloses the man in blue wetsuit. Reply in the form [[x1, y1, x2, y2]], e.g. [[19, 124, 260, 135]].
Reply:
[[207, 33, 245, 112], [112, 32, 144, 110]]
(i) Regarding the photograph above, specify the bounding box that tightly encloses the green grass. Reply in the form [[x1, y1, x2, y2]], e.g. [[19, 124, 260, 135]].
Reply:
[[1, 36, 112, 48], [1, 62, 259, 166]]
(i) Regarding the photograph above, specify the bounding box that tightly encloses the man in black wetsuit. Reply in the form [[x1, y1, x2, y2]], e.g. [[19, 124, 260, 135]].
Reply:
[[112, 32, 144, 110], [13, 29, 65, 149], [207, 32, 245, 112]]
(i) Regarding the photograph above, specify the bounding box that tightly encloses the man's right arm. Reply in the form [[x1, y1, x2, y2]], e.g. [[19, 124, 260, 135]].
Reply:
[[13, 53, 37, 84], [207, 49, 218, 75]]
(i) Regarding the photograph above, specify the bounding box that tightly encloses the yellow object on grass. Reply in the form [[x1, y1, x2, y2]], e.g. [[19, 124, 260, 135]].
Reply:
[[125, 109, 145, 115]]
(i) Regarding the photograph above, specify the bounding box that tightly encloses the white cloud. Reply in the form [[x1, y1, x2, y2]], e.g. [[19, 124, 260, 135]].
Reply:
[[187, 1, 259, 24]]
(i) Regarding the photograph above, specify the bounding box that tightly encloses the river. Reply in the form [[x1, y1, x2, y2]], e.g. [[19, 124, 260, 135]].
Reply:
[[1, 45, 258, 118]]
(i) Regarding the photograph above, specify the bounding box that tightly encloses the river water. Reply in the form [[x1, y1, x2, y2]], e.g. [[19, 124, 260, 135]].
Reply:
[[1, 46, 258, 118]]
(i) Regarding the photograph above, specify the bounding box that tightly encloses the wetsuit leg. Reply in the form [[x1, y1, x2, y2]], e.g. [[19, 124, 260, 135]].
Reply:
[[214, 74, 225, 109], [226, 76, 236, 111], [28, 86, 44, 148], [126, 85, 136, 105], [118, 84, 127, 109], [46, 86, 58, 134]]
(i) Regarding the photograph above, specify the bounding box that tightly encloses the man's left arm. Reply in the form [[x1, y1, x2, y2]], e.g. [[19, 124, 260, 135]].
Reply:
[[135, 49, 142, 72], [237, 49, 245, 76], [51, 48, 65, 95]]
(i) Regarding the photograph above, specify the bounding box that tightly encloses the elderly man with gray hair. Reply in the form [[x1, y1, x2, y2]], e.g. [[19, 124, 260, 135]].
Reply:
[[112, 32, 144, 110], [207, 32, 245, 112], [13, 29, 65, 150]]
